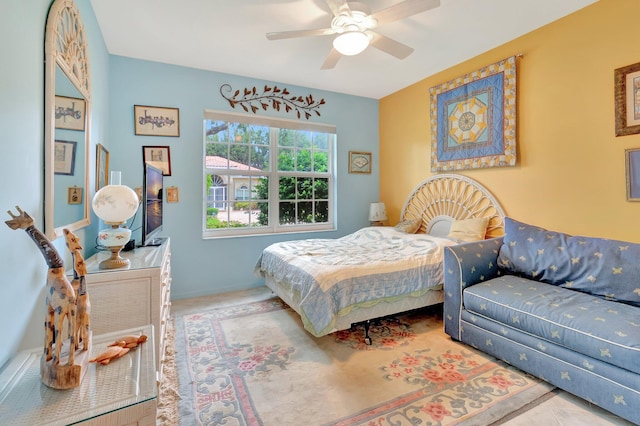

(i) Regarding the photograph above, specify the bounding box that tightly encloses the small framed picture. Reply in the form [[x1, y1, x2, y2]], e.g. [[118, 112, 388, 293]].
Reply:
[[143, 145, 172, 176], [166, 186, 179, 203], [67, 187, 83, 204], [134, 105, 180, 137], [55, 96, 86, 131], [54, 140, 77, 175], [625, 148, 640, 201], [614, 62, 640, 137], [96, 143, 110, 191], [349, 151, 372, 174]]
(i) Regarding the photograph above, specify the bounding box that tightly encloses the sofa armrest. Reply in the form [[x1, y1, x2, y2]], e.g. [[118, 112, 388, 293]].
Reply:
[[443, 237, 503, 340]]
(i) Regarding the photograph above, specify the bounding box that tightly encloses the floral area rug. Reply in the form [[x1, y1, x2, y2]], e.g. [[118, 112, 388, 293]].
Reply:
[[174, 297, 553, 426]]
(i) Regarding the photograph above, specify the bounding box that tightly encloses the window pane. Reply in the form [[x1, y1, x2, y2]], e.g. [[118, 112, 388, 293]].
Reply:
[[278, 129, 295, 147], [251, 176, 268, 200], [229, 201, 258, 228], [277, 147, 294, 171], [256, 201, 269, 226], [205, 144, 229, 169], [295, 130, 312, 149], [251, 145, 269, 170], [313, 133, 329, 150], [279, 201, 296, 225], [313, 151, 328, 173], [314, 178, 328, 199], [296, 177, 313, 199], [205, 120, 229, 141], [297, 201, 313, 223], [279, 177, 296, 200], [247, 124, 269, 145], [229, 144, 250, 169], [252, 177, 269, 227], [315, 201, 329, 223], [297, 149, 312, 172]]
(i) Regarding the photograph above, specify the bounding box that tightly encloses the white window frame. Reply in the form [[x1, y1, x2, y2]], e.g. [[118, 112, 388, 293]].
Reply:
[[202, 110, 336, 238]]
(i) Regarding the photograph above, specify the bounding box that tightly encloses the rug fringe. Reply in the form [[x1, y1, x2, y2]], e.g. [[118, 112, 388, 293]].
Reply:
[[157, 317, 180, 426]]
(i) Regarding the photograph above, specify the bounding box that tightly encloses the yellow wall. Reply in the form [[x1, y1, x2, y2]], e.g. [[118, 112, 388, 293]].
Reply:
[[380, 0, 640, 242]]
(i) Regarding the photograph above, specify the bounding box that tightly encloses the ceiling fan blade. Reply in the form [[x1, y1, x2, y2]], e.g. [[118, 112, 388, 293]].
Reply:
[[368, 31, 414, 59], [266, 28, 335, 40], [370, 0, 440, 26], [326, 0, 351, 17], [321, 48, 342, 70]]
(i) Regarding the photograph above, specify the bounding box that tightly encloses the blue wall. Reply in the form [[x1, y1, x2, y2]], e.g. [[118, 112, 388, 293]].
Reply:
[[0, 0, 109, 368], [108, 56, 379, 299], [0, 0, 378, 368]]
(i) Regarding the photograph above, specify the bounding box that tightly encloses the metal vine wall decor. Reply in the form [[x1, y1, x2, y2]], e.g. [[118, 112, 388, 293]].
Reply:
[[220, 84, 325, 120]]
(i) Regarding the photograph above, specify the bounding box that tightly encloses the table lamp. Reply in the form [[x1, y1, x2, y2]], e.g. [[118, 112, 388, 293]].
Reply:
[[92, 171, 139, 269], [368, 202, 387, 226]]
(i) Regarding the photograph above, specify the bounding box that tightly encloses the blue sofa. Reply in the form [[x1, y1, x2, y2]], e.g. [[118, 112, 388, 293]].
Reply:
[[443, 217, 640, 424]]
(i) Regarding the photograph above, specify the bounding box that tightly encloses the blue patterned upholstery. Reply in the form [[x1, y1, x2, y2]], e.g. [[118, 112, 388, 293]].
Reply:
[[444, 233, 640, 425], [497, 217, 640, 307], [463, 275, 640, 374]]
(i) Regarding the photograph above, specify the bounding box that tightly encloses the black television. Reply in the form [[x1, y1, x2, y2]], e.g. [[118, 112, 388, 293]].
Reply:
[[141, 162, 164, 246]]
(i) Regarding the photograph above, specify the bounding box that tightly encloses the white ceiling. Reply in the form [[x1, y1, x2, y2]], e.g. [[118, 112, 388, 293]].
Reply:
[[90, 0, 597, 99]]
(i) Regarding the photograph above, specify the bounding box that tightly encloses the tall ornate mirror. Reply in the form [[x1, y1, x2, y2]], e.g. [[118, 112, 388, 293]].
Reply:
[[44, 0, 91, 239]]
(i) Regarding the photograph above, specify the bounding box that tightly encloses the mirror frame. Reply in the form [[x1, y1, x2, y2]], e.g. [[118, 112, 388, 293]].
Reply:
[[44, 0, 91, 239]]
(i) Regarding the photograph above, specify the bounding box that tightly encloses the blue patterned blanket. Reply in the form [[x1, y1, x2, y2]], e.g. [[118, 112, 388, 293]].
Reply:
[[255, 227, 455, 336]]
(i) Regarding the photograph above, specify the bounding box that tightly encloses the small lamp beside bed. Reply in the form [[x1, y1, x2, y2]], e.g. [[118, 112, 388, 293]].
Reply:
[[368, 202, 387, 226]]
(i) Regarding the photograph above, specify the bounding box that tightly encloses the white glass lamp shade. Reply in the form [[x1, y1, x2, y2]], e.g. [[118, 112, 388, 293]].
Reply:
[[333, 31, 370, 56], [368, 202, 388, 222], [92, 184, 139, 225]]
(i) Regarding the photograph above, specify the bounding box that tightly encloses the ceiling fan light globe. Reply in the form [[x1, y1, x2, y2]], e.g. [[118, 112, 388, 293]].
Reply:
[[333, 31, 369, 56]]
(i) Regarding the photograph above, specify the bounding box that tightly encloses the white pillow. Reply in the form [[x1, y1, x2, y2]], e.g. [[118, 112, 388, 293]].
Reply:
[[447, 217, 489, 242]]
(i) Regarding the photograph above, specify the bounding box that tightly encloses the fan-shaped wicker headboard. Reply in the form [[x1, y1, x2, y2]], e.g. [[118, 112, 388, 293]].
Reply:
[[400, 174, 506, 238]]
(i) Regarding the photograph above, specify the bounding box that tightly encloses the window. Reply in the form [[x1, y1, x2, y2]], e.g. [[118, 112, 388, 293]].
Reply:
[[203, 110, 335, 237]]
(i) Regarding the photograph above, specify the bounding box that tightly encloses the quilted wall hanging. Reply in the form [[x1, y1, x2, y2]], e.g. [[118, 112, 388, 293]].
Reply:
[[429, 55, 518, 171]]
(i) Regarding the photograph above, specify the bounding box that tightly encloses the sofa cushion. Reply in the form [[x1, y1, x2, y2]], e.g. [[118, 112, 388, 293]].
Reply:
[[463, 275, 640, 375], [497, 217, 640, 307]]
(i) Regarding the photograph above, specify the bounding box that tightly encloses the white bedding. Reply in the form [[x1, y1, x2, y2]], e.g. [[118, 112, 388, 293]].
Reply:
[[254, 226, 456, 337]]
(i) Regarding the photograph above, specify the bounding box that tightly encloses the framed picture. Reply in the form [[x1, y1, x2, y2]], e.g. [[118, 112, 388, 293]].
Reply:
[[54, 140, 77, 175], [429, 56, 517, 171], [167, 186, 179, 203], [349, 151, 372, 174], [134, 105, 180, 137], [67, 187, 83, 205], [96, 143, 110, 191], [143, 145, 172, 176], [615, 62, 640, 137], [625, 148, 640, 201], [55, 96, 86, 131]]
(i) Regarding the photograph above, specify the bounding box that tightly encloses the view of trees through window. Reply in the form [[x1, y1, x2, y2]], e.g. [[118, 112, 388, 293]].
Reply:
[[204, 117, 334, 236]]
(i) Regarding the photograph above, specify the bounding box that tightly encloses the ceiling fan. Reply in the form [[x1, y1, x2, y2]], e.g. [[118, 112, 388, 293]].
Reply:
[[266, 0, 440, 69]]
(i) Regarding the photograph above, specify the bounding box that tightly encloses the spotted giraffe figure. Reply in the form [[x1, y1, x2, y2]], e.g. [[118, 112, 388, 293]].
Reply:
[[6, 206, 76, 365], [64, 229, 91, 352]]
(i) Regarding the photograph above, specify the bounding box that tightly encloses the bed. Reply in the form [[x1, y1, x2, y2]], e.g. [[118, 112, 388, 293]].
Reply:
[[254, 174, 505, 342]]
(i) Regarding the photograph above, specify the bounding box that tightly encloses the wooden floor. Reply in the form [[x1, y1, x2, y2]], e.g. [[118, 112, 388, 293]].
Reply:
[[172, 287, 635, 426]]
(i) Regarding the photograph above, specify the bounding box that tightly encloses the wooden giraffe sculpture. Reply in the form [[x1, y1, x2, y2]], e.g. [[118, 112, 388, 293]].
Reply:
[[64, 229, 91, 353], [5, 206, 89, 389]]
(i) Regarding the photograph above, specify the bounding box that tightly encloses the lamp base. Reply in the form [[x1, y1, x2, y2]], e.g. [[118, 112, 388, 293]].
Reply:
[[99, 245, 130, 269]]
